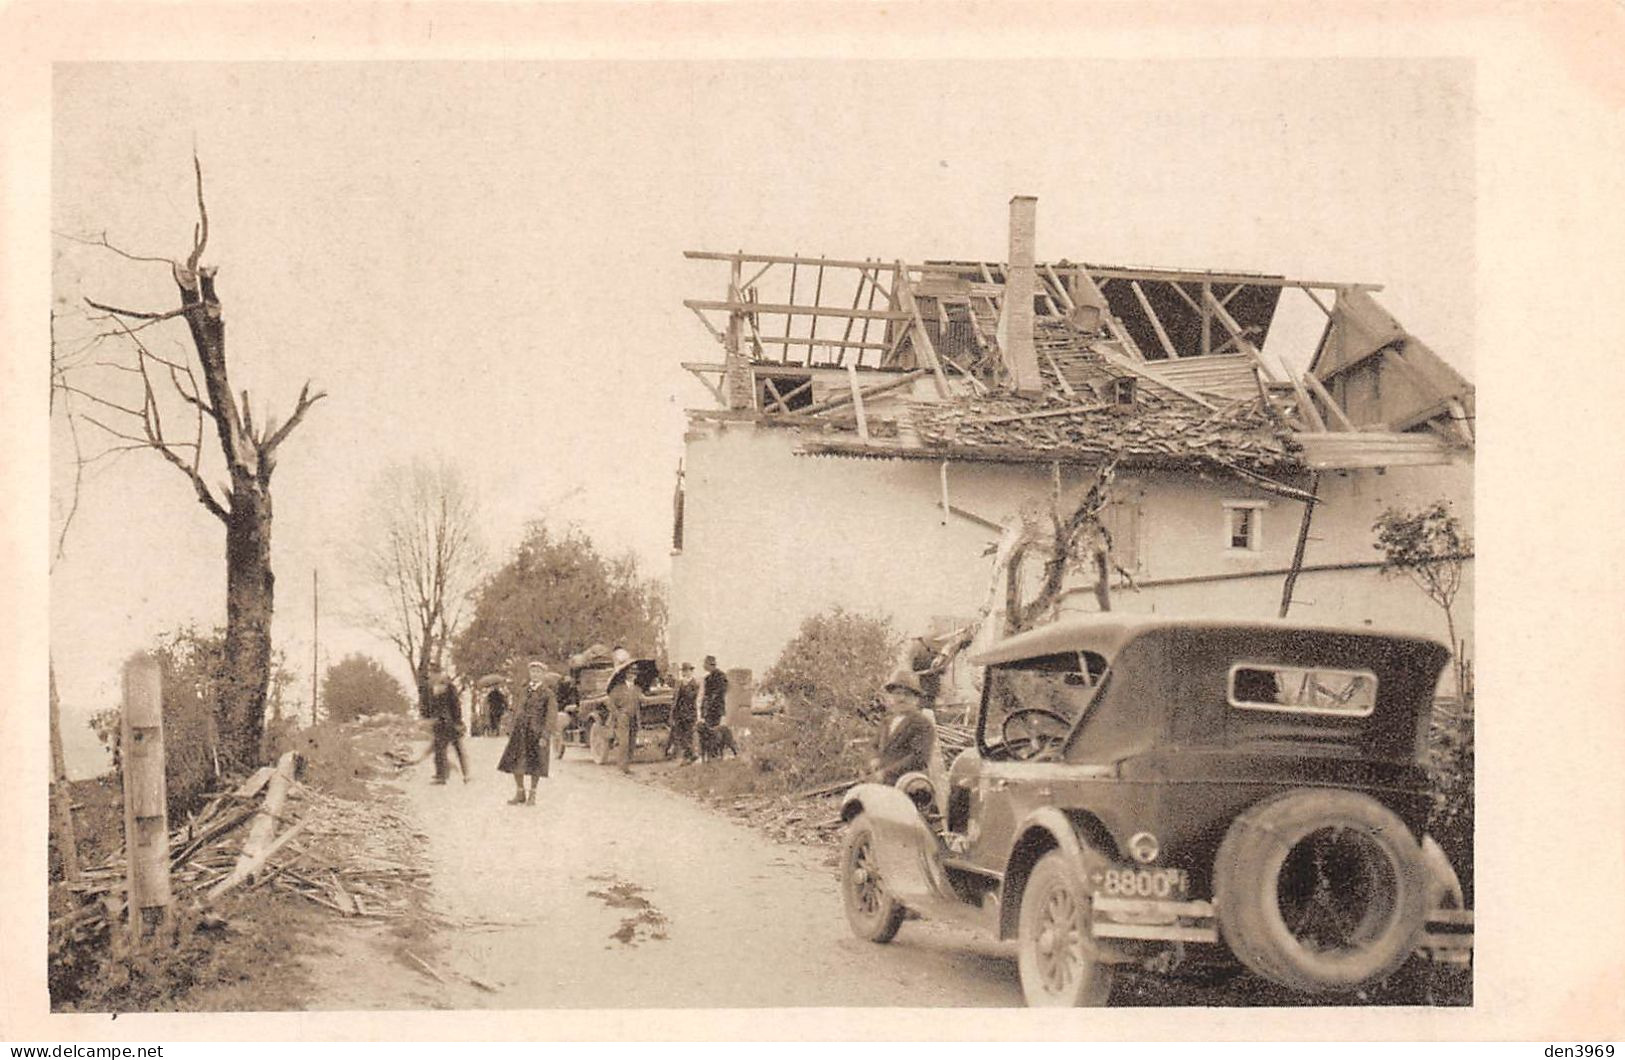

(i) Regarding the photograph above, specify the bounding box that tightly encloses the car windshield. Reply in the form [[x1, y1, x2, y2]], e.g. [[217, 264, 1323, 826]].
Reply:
[[980, 650, 1109, 757]]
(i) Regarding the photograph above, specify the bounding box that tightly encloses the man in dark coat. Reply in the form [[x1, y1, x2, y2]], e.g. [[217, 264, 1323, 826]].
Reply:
[[422, 668, 469, 785], [499, 661, 558, 804], [868, 669, 936, 786], [697, 655, 732, 760], [665, 662, 699, 762]]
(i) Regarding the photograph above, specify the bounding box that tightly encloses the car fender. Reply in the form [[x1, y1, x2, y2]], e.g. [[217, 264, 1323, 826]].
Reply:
[[997, 806, 1114, 941], [840, 783, 956, 914]]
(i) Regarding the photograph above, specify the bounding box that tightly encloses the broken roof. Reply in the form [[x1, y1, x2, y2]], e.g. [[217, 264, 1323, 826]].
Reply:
[[683, 245, 1473, 474]]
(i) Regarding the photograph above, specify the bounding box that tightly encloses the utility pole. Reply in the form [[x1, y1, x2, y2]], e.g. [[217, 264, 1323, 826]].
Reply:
[[311, 568, 319, 725]]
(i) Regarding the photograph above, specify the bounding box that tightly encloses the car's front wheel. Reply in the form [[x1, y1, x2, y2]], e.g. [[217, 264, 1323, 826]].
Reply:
[[1017, 850, 1116, 1007], [840, 814, 905, 943]]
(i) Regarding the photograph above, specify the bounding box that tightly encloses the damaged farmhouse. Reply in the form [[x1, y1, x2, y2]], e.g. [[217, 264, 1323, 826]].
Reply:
[[670, 196, 1474, 691]]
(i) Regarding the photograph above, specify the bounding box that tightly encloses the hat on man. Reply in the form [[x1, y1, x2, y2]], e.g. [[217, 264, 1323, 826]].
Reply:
[[704, 654, 717, 667], [528, 659, 548, 671], [680, 662, 694, 673], [883, 669, 924, 696]]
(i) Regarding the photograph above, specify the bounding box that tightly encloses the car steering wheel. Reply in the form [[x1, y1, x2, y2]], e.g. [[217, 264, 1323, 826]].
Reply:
[[1001, 708, 1072, 761]]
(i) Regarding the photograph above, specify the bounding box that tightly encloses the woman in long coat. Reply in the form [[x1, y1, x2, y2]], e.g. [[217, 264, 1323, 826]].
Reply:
[[498, 661, 559, 805]]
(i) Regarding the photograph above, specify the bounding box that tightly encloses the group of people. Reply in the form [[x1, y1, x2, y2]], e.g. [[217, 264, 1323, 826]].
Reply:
[[661, 655, 735, 764], [419, 661, 562, 804], [414, 650, 737, 805], [416, 631, 955, 810]]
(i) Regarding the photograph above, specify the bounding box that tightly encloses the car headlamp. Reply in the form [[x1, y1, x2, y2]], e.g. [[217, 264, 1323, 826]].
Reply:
[[1128, 831, 1160, 864]]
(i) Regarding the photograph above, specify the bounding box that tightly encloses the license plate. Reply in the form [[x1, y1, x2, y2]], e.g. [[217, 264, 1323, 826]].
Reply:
[[1087, 866, 1190, 900]]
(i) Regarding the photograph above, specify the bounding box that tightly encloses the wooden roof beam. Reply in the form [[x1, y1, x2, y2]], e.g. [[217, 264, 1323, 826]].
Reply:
[[685, 299, 909, 321]]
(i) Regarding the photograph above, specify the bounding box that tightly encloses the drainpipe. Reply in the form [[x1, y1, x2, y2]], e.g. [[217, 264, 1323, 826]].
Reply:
[[1004, 196, 1044, 396]]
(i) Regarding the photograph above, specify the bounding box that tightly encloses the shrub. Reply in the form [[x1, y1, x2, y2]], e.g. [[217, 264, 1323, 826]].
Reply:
[[83, 626, 296, 819], [759, 607, 902, 719], [1427, 687, 1475, 905], [752, 607, 903, 790], [320, 653, 412, 724]]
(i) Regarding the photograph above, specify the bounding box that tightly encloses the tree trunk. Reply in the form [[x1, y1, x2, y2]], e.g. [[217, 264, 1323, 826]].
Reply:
[[222, 481, 275, 768], [49, 659, 82, 884]]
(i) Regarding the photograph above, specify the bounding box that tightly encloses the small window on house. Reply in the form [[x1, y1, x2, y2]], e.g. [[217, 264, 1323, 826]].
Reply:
[[1111, 376, 1137, 405], [1223, 500, 1268, 552], [758, 373, 813, 412]]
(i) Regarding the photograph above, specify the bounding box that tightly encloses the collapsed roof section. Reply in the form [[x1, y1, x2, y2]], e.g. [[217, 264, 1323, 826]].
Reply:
[[682, 200, 1473, 475]]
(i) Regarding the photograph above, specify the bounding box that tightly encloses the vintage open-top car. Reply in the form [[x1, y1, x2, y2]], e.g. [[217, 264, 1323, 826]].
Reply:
[[558, 652, 674, 764], [839, 615, 1473, 1006]]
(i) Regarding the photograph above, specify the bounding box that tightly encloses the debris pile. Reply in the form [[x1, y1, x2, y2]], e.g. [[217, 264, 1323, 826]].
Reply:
[[51, 722, 432, 967]]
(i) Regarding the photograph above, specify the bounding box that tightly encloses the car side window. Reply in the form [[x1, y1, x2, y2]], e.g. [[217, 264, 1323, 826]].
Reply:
[[981, 651, 1108, 755], [1228, 664, 1377, 717]]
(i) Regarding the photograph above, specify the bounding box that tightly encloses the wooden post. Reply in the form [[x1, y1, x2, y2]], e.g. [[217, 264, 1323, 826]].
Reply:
[[1279, 472, 1322, 618], [49, 661, 81, 885], [121, 654, 171, 943], [846, 362, 870, 442]]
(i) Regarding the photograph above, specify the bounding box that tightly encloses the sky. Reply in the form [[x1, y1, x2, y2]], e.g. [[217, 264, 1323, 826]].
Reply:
[[48, 59, 1473, 777]]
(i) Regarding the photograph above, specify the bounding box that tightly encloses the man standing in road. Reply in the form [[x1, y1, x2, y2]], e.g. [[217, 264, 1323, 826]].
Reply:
[[665, 662, 699, 762], [422, 668, 470, 785], [608, 661, 641, 775], [698, 655, 729, 758]]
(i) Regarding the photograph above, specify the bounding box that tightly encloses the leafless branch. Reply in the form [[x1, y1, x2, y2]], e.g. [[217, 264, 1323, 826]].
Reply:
[[53, 381, 145, 419], [262, 382, 328, 454], [80, 414, 149, 446], [186, 153, 209, 275], [56, 230, 177, 267], [83, 298, 194, 322]]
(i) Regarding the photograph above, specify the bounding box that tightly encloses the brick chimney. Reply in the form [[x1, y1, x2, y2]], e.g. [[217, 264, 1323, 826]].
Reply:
[[1003, 195, 1044, 396]]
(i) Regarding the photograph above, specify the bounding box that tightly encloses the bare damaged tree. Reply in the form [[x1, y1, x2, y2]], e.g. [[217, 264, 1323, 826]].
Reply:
[[54, 159, 326, 768], [1004, 458, 1125, 635], [353, 459, 484, 696]]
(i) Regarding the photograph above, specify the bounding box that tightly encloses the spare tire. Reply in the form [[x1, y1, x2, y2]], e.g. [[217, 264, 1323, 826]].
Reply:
[[1214, 788, 1428, 994]]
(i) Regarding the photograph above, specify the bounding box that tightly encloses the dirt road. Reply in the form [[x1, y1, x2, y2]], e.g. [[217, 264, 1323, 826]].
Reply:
[[303, 736, 1022, 1008]]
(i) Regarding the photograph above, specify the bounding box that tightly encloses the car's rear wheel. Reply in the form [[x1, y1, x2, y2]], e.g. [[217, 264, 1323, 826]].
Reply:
[[1017, 850, 1115, 1007], [587, 718, 611, 765], [840, 814, 905, 943], [1214, 788, 1428, 995]]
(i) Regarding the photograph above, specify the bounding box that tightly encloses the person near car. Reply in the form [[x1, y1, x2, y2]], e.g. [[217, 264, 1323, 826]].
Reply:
[[868, 669, 936, 786], [421, 668, 469, 785], [697, 654, 729, 752], [608, 662, 641, 774], [666, 661, 699, 762], [498, 661, 558, 804]]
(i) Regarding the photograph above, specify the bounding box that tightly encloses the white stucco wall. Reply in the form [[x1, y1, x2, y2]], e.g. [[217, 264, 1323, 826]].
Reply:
[[670, 422, 1474, 683]]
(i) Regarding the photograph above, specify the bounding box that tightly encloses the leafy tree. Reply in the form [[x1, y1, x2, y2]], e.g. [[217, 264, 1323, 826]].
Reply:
[[1373, 500, 1472, 686], [451, 522, 667, 683], [320, 653, 413, 724]]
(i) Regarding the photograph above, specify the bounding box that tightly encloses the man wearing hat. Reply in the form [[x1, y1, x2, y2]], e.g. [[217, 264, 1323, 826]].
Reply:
[[608, 655, 642, 774], [665, 662, 700, 762], [868, 669, 937, 786], [422, 667, 469, 785], [498, 660, 558, 804]]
